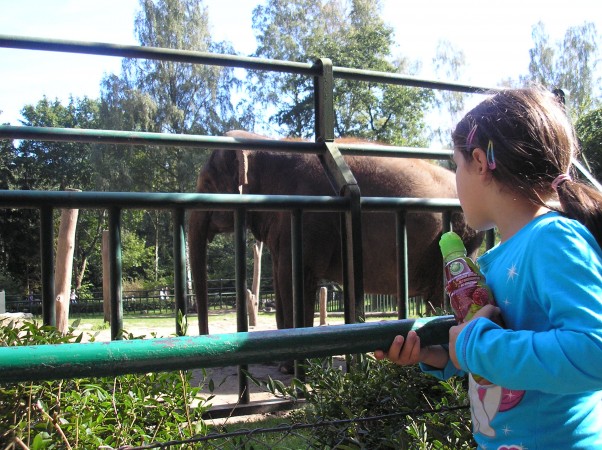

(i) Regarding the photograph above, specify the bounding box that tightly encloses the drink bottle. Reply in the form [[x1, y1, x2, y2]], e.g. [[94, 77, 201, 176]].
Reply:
[[440, 231, 496, 384], [439, 231, 495, 385], [439, 231, 495, 323]]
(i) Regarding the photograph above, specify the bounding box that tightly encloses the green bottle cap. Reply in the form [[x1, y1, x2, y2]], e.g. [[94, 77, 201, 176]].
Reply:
[[439, 231, 466, 258]]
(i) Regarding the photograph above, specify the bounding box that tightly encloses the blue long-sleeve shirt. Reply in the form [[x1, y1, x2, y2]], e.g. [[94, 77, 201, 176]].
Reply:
[[423, 212, 602, 449]]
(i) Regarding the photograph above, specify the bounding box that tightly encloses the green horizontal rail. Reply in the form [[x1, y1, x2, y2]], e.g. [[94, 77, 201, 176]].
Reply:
[[0, 125, 453, 160], [0, 190, 462, 212], [0, 125, 324, 154], [0, 316, 455, 383], [0, 35, 498, 94]]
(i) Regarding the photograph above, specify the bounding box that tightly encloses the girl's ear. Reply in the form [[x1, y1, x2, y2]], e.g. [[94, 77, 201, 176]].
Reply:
[[471, 148, 490, 176]]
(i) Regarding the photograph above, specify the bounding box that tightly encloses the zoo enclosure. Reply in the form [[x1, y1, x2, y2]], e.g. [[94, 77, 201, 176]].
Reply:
[[3, 34, 598, 447], [0, 34, 498, 336], [0, 34, 538, 423]]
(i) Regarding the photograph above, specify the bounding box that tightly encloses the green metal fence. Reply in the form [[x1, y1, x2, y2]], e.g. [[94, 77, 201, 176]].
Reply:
[[0, 35, 497, 420]]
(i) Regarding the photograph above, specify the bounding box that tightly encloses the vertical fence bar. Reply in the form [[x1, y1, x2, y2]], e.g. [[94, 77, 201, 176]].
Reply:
[[291, 209, 304, 329], [291, 208, 306, 379], [338, 212, 351, 322], [173, 207, 187, 336], [40, 206, 55, 327], [346, 186, 365, 323], [441, 210, 452, 311], [485, 228, 495, 250], [313, 57, 335, 142], [395, 210, 409, 319], [234, 207, 250, 404], [108, 207, 123, 340], [314, 57, 364, 325]]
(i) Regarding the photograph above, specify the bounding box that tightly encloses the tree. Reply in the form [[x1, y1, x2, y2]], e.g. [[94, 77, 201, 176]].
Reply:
[[96, 0, 249, 283], [576, 107, 602, 180], [0, 137, 25, 292], [431, 40, 467, 147], [17, 97, 98, 191], [523, 21, 600, 117], [3, 97, 101, 294], [250, 0, 433, 144], [98, 0, 243, 193]]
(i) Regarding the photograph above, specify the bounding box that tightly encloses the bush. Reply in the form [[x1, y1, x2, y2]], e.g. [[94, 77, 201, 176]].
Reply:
[[0, 319, 213, 449], [255, 354, 474, 449]]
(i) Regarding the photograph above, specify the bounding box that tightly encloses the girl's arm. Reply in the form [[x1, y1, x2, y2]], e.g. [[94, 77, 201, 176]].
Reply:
[[453, 228, 602, 393]]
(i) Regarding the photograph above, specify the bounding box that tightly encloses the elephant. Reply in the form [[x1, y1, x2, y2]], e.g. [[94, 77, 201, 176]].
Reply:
[[188, 130, 483, 337]]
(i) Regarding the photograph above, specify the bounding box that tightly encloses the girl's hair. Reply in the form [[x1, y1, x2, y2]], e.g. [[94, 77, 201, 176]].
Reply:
[[452, 87, 602, 248]]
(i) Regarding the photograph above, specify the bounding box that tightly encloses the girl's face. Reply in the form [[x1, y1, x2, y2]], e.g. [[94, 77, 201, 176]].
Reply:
[[452, 148, 490, 231]]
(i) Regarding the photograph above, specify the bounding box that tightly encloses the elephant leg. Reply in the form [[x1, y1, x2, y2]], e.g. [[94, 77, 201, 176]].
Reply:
[[272, 260, 286, 330], [303, 271, 319, 328]]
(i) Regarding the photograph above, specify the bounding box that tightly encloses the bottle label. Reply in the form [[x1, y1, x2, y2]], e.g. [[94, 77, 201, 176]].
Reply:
[[444, 257, 494, 323]]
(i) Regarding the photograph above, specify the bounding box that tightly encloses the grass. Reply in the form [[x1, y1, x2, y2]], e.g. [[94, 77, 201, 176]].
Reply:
[[69, 310, 361, 334]]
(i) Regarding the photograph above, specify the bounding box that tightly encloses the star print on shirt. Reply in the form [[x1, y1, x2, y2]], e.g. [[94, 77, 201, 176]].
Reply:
[[507, 263, 518, 281]]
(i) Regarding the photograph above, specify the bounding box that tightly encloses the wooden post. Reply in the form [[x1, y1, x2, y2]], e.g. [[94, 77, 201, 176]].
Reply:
[[101, 231, 110, 323], [247, 289, 257, 327], [54, 194, 80, 334], [319, 286, 328, 326], [248, 241, 263, 326]]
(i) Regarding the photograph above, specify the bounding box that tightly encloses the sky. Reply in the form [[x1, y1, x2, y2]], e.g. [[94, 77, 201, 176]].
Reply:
[[0, 0, 600, 128]]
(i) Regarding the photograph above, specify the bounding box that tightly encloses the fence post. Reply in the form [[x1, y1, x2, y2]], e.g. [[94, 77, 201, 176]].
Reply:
[[102, 231, 111, 322], [319, 287, 327, 325], [108, 207, 123, 340], [173, 207, 187, 335], [234, 207, 250, 404], [40, 206, 55, 327], [314, 57, 364, 325], [396, 210, 409, 319]]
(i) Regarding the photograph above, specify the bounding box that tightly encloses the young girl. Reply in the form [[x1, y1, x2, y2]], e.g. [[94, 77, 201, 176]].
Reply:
[[375, 88, 602, 449]]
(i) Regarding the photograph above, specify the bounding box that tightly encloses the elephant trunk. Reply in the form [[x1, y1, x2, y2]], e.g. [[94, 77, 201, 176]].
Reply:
[[189, 210, 211, 335]]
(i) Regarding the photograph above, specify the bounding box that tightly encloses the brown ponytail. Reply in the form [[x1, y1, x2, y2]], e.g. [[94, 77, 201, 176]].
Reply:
[[555, 180, 602, 248]]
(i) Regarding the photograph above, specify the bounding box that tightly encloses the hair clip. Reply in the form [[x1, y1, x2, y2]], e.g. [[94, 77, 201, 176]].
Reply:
[[466, 124, 478, 150], [486, 140, 496, 170]]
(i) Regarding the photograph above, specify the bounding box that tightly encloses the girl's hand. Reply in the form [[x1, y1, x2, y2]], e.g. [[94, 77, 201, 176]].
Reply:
[[374, 330, 425, 366], [449, 304, 502, 370]]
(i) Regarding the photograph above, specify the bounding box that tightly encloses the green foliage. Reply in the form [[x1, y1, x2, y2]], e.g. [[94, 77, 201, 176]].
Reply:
[[1, 97, 103, 293], [0, 319, 213, 448], [250, 0, 434, 143], [121, 229, 156, 282], [523, 21, 600, 117], [18, 96, 100, 191], [576, 107, 602, 180], [253, 355, 473, 449]]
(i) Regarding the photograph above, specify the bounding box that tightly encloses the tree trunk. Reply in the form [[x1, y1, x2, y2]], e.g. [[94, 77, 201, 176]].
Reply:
[[247, 289, 257, 326], [248, 241, 263, 326], [75, 256, 88, 290], [102, 231, 110, 323], [319, 287, 328, 326], [55, 201, 79, 334]]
